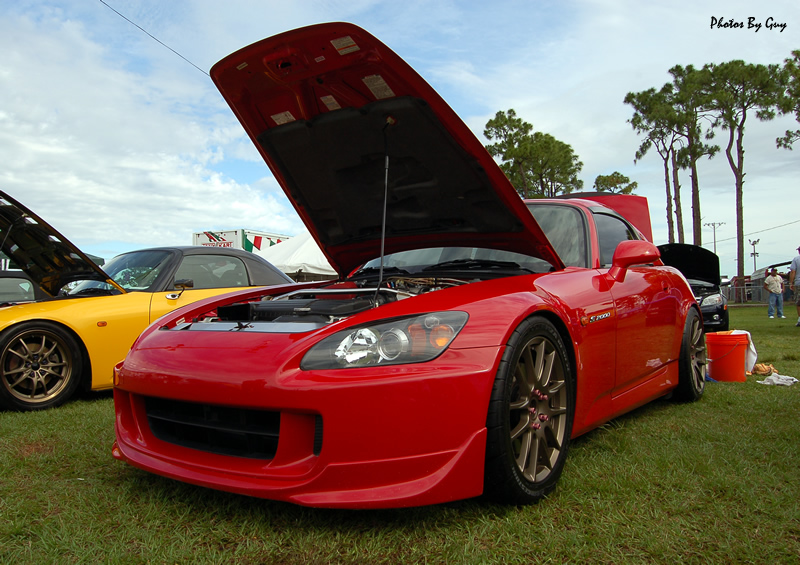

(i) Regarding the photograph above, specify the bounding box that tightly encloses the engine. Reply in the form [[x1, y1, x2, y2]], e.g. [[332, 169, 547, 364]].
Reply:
[[212, 276, 464, 327]]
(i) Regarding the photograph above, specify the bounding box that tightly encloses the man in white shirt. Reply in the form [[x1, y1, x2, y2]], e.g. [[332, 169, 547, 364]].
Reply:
[[790, 246, 800, 327], [763, 267, 784, 319]]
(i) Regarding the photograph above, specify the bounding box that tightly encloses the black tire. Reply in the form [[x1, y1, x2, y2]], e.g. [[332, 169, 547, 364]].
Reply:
[[484, 316, 575, 505], [673, 308, 707, 402], [0, 321, 83, 411]]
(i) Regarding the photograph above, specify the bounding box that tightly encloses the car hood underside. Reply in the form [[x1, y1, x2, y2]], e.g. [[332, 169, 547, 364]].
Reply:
[[210, 22, 563, 276], [657, 243, 721, 286], [0, 191, 121, 297]]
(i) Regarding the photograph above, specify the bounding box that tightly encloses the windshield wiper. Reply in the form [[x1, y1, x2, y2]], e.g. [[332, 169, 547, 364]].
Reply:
[[422, 259, 533, 273]]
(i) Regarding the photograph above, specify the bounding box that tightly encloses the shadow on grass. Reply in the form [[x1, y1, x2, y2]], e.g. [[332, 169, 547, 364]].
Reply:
[[0, 388, 112, 414], [108, 459, 517, 533]]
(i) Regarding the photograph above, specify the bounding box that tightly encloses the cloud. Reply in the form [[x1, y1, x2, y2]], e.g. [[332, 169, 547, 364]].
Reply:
[[1, 0, 798, 277], [0, 6, 302, 255]]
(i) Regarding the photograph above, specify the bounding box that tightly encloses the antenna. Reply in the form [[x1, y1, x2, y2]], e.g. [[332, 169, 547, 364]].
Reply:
[[373, 115, 396, 303]]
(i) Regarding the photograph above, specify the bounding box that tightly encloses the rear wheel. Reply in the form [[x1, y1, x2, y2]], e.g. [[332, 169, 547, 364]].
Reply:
[[673, 308, 706, 402], [0, 322, 83, 411], [484, 316, 574, 504]]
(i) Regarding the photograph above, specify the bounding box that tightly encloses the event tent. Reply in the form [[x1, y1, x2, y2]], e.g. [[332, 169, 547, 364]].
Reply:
[[256, 232, 337, 281]]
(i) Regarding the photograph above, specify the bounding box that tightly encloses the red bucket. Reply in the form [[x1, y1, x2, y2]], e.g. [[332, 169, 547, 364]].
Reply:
[[705, 333, 749, 382]]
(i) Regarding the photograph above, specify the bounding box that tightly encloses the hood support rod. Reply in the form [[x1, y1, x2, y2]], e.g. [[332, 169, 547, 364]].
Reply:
[[373, 116, 396, 304]]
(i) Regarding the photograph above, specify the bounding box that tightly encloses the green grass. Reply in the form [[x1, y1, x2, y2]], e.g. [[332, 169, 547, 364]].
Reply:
[[2, 307, 799, 564]]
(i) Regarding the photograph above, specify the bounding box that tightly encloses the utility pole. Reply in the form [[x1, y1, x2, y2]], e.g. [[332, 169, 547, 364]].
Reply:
[[749, 238, 760, 272], [704, 222, 725, 254]]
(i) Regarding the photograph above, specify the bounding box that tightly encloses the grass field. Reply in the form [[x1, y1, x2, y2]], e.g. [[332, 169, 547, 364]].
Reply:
[[1, 306, 799, 564]]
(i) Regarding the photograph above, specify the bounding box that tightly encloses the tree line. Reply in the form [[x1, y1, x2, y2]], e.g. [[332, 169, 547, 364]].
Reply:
[[484, 49, 800, 283]]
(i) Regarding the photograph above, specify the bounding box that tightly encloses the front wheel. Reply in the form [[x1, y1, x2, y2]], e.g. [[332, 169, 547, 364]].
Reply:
[[484, 316, 575, 505], [673, 308, 706, 402], [0, 322, 83, 411]]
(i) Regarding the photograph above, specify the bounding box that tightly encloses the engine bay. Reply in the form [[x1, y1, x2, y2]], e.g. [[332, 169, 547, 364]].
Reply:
[[170, 276, 468, 333]]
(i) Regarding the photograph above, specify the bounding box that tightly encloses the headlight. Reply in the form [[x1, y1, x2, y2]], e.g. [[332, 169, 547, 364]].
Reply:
[[700, 294, 724, 307], [301, 311, 468, 370]]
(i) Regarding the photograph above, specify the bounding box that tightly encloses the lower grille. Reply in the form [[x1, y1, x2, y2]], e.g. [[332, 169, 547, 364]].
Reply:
[[145, 397, 280, 459], [313, 414, 323, 456]]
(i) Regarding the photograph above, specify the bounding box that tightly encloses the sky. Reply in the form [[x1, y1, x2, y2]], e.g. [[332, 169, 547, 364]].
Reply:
[[1, 0, 798, 278]]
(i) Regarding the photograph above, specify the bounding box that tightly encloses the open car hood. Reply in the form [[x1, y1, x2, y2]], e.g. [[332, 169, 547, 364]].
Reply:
[[657, 243, 721, 286], [0, 191, 123, 297], [210, 22, 564, 276]]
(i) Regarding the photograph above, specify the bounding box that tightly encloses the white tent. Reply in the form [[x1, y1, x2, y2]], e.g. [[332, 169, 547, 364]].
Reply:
[[256, 231, 337, 281]]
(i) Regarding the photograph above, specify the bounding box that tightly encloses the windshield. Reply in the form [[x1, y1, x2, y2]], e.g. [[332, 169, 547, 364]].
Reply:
[[69, 250, 172, 294], [354, 247, 551, 276]]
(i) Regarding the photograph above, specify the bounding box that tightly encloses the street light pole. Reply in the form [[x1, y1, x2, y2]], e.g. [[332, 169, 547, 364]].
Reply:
[[704, 222, 725, 254], [749, 238, 760, 272]]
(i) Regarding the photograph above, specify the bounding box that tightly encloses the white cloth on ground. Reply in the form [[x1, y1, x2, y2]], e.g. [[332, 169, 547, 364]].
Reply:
[[756, 374, 798, 386]]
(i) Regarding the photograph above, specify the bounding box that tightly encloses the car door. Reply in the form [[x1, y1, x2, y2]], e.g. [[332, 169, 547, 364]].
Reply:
[[148, 254, 252, 323], [592, 213, 677, 398], [526, 203, 619, 435]]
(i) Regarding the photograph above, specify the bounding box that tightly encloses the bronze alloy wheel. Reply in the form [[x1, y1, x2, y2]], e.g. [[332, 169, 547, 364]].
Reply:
[[0, 322, 82, 410], [674, 307, 707, 402], [508, 334, 570, 483], [485, 316, 574, 504]]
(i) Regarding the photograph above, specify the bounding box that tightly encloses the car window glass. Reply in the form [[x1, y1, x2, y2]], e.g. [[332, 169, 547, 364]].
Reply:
[[526, 204, 588, 268], [70, 250, 172, 293], [594, 213, 636, 268], [174, 255, 249, 289], [357, 247, 551, 273], [0, 276, 36, 302]]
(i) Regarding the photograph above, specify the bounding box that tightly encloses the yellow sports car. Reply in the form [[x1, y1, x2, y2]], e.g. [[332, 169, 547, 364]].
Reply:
[[0, 191, 292, 411]]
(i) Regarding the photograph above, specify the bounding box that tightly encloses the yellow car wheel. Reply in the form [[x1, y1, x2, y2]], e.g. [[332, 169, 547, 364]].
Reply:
[[0, 322, 83, 411]]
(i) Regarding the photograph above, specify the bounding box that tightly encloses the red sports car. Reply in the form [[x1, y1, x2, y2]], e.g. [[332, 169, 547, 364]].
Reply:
[[112, 22, 707, 509]]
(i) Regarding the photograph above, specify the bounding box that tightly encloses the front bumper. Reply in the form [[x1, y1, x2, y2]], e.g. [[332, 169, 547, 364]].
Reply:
[[112, 344, 501, 509], [700, 305, 728, 331]]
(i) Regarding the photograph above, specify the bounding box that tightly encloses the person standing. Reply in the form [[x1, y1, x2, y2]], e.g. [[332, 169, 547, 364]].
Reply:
[[763, 267, 785, 318], [790, 246, 800, 327]]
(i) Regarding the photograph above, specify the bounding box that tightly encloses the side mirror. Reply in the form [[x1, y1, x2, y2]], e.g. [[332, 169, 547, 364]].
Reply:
[[167, 278, 195, 300], [608, 240, 660, 282], [174, 279, 194, 291]]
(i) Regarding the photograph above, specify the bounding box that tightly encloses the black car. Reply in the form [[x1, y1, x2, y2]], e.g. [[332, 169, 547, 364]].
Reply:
[[658, 243, 729, 332]]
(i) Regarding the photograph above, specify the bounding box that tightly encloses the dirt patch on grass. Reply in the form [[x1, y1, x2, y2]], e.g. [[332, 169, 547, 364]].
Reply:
[[15, 441, 56, 458]]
